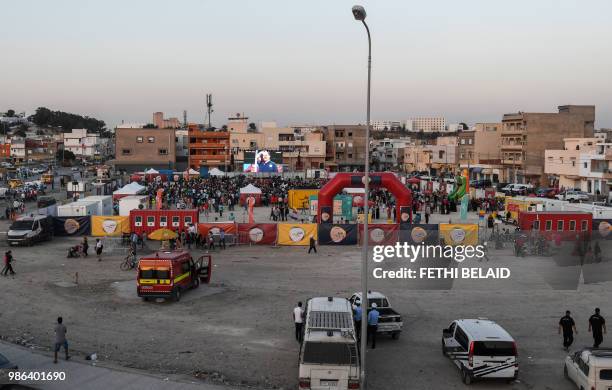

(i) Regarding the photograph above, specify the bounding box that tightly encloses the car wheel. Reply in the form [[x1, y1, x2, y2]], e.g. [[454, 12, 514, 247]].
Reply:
[[441, 339, 446, 356], [392, 332, 400, 340], [142, 297, 149, 302], [461, 369, 472, 385], [174, 289, 181, 302], [192, 277, 200, 289]]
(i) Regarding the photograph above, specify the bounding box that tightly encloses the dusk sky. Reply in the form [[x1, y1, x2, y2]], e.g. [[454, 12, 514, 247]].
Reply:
[[1, 0, 611, 129]]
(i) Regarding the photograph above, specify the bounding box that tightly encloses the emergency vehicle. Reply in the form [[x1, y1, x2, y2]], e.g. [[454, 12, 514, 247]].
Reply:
[[442, 318, 518, 385], [137, 251, 211, 301]]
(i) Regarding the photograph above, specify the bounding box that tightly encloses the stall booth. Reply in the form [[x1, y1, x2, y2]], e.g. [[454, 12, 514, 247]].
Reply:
[[505, 196, 545, 221], [517, 211, 592, 240], [130, 209, 198, 235], [239, 184, 262, 206], [113, 182, 146, 201]]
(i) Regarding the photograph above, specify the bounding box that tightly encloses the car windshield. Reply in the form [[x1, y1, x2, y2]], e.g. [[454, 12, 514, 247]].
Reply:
[[10, 220, 33, 230], [139, 269, 170, 279], [473, 341, 515, 356], [302, 342, 357, 365], [368, 298, 389, 307]]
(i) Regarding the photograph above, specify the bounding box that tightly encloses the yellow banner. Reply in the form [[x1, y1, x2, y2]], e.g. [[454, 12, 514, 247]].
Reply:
[[288, 189, 319, 209], [439, 224, 479, 246], [91, 216, 131, 236], [277, 223, 318, 246]]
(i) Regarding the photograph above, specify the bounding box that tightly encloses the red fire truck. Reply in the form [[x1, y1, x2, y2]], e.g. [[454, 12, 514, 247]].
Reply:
[[137, 251, 212, 301]]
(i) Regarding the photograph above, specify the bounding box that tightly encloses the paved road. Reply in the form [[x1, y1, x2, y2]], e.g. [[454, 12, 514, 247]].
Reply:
[[0, 341, 236, 390]]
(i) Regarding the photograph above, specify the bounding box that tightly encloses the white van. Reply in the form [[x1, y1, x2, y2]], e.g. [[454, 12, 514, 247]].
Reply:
[[298, 297, 360, 390], [564, 348, 612, 390], [442, 319, 518, 385]]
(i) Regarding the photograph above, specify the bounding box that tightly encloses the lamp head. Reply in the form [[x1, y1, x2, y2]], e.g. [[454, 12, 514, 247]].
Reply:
[[352, 5, 366, 21]]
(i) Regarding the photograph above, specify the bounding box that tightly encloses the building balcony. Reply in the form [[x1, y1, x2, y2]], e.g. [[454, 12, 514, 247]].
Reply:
[[500, 144, 524, 150], [189, 142, 229, 149], [502, 159, 523, 165], [501, 127, 525, 135]]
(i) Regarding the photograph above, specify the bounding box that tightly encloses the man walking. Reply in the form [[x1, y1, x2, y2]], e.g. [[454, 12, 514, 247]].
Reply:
[[367, 302, 380, 349], [219, 228, 226, 250], [353, 301, 362, 341], [53, 317, 70, 364], [308, 235, 317, 254], [589, 308, 607, 348], [2, 250, 15, 277], [558, 310, 577, 351], [95, 238, 103, 262], [293, 302, 304, 343]]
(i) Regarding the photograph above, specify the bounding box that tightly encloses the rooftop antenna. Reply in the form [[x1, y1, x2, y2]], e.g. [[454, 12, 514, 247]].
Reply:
[[205, 93, 213, 130], [183, 110, 187, 127]]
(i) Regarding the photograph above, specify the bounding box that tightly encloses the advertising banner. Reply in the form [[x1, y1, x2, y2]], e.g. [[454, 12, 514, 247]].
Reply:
[[359, 224, 399, 245], [52, 216, 91, 236], [318, 224, 358, 245], [399, 224, 439, 245], [91, 216, 130, 236], [309, 195, 352, 219], [237, 223, 277, 245], [439, 223, 479, 246], [593, 219, 612, 240], [277, 223, 318, 246], [288, 189, 319, 210], [198, 223, 237, 236]]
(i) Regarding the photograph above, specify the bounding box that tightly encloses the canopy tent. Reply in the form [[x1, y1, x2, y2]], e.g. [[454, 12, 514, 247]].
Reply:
[[144, 168, 159, 174], [113, 182, 146, 200], [187, 168, 199, 175], [343, 187, 366, 194], [239, 183, 263, 206], [240, 184, 262, 194], [209, 168, 225, 177]]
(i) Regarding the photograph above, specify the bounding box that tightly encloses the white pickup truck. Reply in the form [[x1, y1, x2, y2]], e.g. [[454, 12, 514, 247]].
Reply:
[[349, 291, 403, 339]]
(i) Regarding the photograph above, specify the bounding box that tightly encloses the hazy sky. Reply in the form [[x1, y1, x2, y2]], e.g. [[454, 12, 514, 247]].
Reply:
[[1, 0, 611, 129]]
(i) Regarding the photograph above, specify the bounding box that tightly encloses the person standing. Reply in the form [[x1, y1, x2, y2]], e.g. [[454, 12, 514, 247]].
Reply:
[[353, 301, 362, 341], [293, 302, 304, 343], [2, 250, 15, 277], [367, 303, 380, 349], [588, 308, 607, 348], [53, 317, 70, 364], [425, 203, 431, 224], [308, 235, 317, 254], [219, 228, 226, 250], [95, 239, 103, 262], [558, 310, 577, 351], [81, 237, 89, 257]]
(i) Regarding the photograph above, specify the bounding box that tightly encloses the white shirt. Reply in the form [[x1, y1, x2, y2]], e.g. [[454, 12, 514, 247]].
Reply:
[[293, 307, 304, 323]]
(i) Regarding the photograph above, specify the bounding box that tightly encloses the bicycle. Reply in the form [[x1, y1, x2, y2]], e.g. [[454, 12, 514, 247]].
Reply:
[[120, 250, 137, 271]]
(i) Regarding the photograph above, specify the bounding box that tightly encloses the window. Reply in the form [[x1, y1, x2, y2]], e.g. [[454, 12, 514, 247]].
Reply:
[[581, 220, 588, 231], [473, 341, 516, 356], [160, 216, 167, 226], [135, 216, 142, 225], [122, 149, 132, 155], [569, 220, 576, 231], [533, 220, 540, 230], [557, 220, 564, 231], [545, 220, 552, 231], [584, 162, 588, 169], [147, 216, 155, 226], [439, 151, 444, 159], [185, 216, 192, 225], [348, 154, 353, 158], [147, 136, 155, 143], [159, 149, 168, 155], [348, 132, 352, 137], [460, 139, 466, 145], [600, 370, 612, 380], [181, 261, 190, 274], [302, 342, 357, 365], [454, 327, 469, 350], [468, 139, 473, 145], [172, 216, 180, 226], [136, 136, 143, 143]]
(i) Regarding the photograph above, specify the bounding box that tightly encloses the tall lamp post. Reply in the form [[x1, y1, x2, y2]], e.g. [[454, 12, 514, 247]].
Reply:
[[352, 5, 371, 387]]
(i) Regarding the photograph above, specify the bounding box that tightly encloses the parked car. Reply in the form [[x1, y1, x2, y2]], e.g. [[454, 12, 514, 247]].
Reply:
[[496, 182, 510, 192], [556, 190, 590, 202], [0, 351, 18, 383], [536, 187, 558, 198], [349, 291, 403, 339], [442, 318, 518, 385], [470, 179, 492, 189], [7, 215, 54, 246], [502, 183, 534, 195], [564, 348, 612, 390]]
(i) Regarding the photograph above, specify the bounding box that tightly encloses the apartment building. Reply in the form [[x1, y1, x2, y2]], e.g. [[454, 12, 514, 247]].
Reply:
[[63, 129, 101, 159], [113, 128, 176, 172], [403, 145, 431, 173], [152, 112, 181, 129], [188, 126, 230, 170], [465, 123, 504, 182], [545, 138, 612, 196], [457, 130, 475, 168], [322, 125, 368, 172], [501, 105, 595, 185], [407, 117, 446, 132], [371, 138, 411, 171], [372, 121, 402, 131]]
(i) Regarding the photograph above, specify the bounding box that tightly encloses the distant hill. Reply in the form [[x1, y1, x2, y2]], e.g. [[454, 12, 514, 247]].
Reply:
[[29, 107, 106, 134]]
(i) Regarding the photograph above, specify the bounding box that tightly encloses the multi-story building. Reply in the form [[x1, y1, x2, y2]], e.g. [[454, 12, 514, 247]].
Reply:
[[188, 126, 230, 171], [371, 138, 411, 171], [227, 113, 249, 132], [501, 105, 595, 184], [63, 129, 101, 159], [152, 112, 181, 129], [322, 125, 368, 172], [403, 145, 431, 173], [406, 117, 446, 132], [9, 138, 25, 162], [545, 138, 611, 196], [175, 129, 189, 170], [457, 130, 475, 168], [372, 121, 402, 131], [113, 128, 176, 172]]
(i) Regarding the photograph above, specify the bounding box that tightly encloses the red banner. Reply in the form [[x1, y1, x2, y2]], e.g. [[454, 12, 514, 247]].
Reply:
[[237, 223, 277, 245], [198, 223, 237, 236], [358, 224, 400, 245]]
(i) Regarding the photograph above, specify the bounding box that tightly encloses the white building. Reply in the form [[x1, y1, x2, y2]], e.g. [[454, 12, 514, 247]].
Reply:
[[63, 129, 101, 158], [9, 138, 25, 160], [372, 121, 402, 131], [406, 117, 447, 132], [175, 129, 189, 158]]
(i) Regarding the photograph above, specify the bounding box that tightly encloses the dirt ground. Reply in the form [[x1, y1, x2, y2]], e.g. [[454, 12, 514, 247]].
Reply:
[[1, 212, 612, 389]]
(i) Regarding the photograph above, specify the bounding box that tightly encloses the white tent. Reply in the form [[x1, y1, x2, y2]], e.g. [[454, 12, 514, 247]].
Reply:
[[186, 168, 200, 175], [114, 182, 146, 195], [209, 168, 225, 176], [344, 187, 366, 194], [240, 183, 262, 194], [144, 168, 159, 174]]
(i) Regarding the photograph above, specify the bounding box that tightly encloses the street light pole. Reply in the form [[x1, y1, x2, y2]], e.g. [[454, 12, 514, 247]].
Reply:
[[352, 5, 370, 388]]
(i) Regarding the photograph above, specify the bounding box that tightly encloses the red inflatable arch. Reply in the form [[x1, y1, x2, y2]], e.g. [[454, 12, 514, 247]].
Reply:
[[318, 172, 412, 223]]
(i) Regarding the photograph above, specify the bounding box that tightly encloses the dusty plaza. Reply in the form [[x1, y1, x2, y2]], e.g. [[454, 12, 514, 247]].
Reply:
[[1, 207, 611, 390]]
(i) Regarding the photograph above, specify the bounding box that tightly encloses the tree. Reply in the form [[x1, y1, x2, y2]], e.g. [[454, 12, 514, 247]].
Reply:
[[30, 107, 106, 133], [56, 149, 76, 161], [5, 109, 15, 117], [248, 122, 257, 132], [13, 128, 26, 138], [221, 125, 228, 131]]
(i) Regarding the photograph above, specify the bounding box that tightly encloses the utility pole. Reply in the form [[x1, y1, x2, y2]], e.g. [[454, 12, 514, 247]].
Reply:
[[206, 94, 213, 130]]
